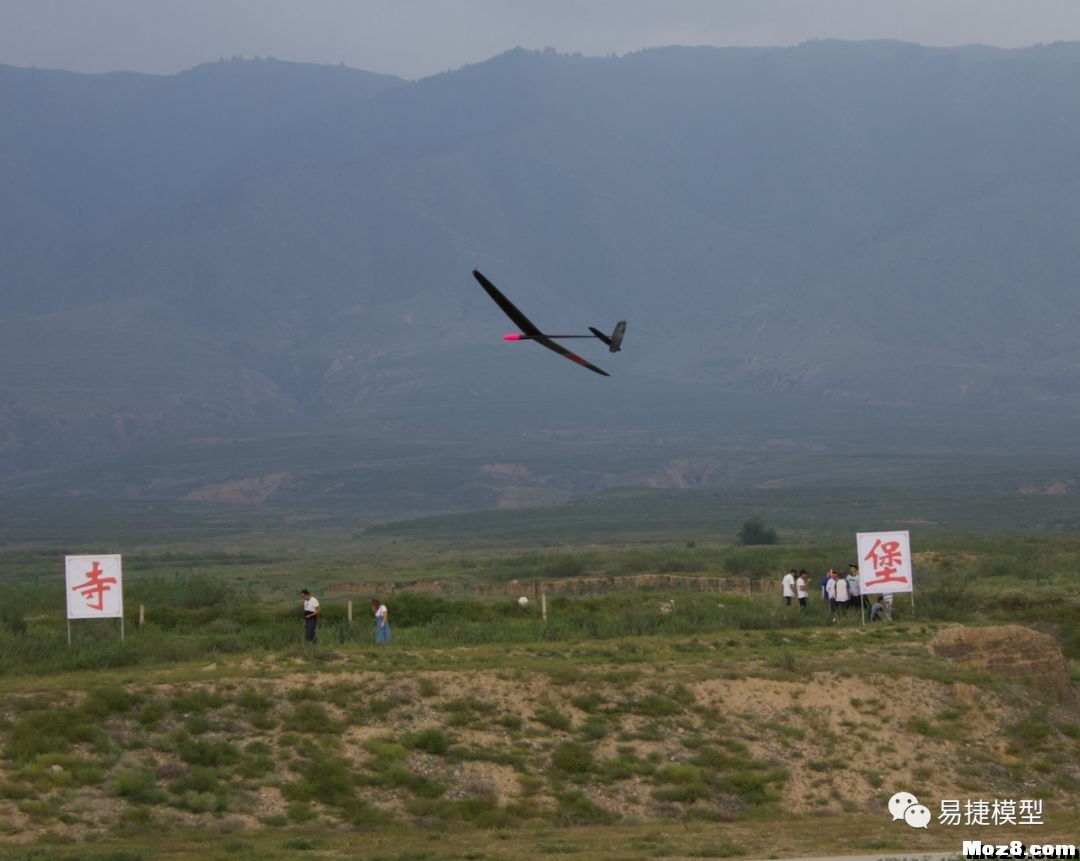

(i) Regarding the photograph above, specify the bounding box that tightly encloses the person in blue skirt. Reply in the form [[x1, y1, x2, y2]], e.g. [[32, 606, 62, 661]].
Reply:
[[371, 598, 391, 643]]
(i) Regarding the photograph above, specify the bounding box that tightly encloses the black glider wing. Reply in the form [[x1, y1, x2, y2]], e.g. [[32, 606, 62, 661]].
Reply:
[[530, 333, 610, 377], [473, 269, 610, 377], [473, 269, 541, 336]]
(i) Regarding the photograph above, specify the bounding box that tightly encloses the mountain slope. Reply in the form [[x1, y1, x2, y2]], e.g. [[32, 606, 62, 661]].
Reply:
[[2, 43, 1079, 501]]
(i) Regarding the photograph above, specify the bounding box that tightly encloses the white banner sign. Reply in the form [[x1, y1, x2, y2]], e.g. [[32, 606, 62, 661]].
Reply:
[[65, 555, 123, 619], [856, 531, 913, 595]]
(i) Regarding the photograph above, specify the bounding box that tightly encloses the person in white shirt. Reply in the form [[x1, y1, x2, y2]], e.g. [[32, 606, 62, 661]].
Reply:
[[834, 571, 850, 611], [846, 564, 861, 610], [371, 598, 391, 644], [300, 589, 320, 643], [781, 570, 796, 606], [796, 570, 809, 608]]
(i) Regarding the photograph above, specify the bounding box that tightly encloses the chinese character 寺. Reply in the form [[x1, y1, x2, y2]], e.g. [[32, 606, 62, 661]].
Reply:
[[69, 561, 117, 612], [862, 538, 910, 588]]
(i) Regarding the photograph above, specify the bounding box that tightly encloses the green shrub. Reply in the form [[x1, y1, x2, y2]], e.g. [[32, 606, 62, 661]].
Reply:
[[653, 763, 711, 802], [624, 694, 681, 717], [653, 782, 711, 803], [737, 518, 777, 546], [717, 769, 782, 805], [534, 707, 572, 731], [84, 686, 141, 717], [283, 752, 357, 812], [238, 743, 275, 779], [286, 801, 316, 822], [376, 762, 445, 798], [136, 700, 168, 728], [571, 692, 604, 712], [177, 574, 239, 609], [235, 688, 272, 713], [442, 697, 496, 727], [283, 836, 320, 849], [287, 701, 334, 734], [697, 842, 745, 857], [691, 748, 740, 770], [1008, 714, 1051, 750], [417, 678, 439, 697], [170, 690, 225, 714], [551, 742, 593, 775], [658, 764, 703, 785], [17, 753, 104, 788], [111, 768, 166, 804], [361, 737, 407, 761], [0, 605, 27, 636], [179, 739, 241, 767], [4, 709, 108, 763], [179, 789, 223, 813], [579, 715, 608, 740], [170, 765, 224, 796], [555, 790, 616, 825], [402, 728, 449, 755], [597, 754, 638, 782]]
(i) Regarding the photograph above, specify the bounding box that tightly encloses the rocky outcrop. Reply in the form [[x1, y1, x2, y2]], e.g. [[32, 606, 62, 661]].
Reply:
[[930, 624, 1072, 701]]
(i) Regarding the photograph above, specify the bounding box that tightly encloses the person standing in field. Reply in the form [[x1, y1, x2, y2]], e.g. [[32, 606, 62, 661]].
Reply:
[[371, 598, 391, 644], [796, 570, 809, 608], [846, 566, 864, 609], [834, 569, 850, 614], [300, 589, 320, 643], [824, 569, 837, 614], [846, 565, 860, 610], [782, 569, 796, 606]]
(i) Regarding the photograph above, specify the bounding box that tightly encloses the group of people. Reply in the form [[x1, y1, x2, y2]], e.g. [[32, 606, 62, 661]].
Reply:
[[780, 566, 892, 621], [299, 590, 392, 643]]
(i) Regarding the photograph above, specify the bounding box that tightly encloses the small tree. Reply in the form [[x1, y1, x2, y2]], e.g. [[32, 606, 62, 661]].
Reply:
[[737, 517, 777, 546]]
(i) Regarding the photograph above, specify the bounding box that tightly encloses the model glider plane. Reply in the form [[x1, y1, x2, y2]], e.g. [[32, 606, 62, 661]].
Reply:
[[473, 269, 625, 377]]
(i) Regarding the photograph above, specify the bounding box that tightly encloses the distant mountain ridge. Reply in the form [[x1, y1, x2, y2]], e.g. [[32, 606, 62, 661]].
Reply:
[[2, 44, 1079, 506]]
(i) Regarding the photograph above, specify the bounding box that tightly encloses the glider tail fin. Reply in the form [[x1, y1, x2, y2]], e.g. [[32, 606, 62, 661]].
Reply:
[[590, 321, 626, 353], [610, 320, 626, 352]]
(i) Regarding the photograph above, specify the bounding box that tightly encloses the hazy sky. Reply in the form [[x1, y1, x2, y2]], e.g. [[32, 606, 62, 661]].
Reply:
[[3, 0, 1079, 79]]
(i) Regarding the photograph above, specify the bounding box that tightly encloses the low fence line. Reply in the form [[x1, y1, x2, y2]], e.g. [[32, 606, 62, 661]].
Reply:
[[326, 573, 767, 599]]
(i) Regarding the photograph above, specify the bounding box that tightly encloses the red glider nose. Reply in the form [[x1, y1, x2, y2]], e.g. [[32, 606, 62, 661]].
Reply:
[[502, 333, 522, 341]]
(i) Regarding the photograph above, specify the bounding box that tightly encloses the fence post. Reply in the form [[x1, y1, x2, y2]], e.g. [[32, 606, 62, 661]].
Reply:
[[138, 605, 145, 627], [541, 590, 547, 622], [347, 601, 353, 623]]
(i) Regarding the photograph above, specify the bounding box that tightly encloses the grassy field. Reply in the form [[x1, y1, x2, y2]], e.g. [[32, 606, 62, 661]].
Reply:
[[0, 618, 1076, 860], [0, 489, 1077, 860]]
